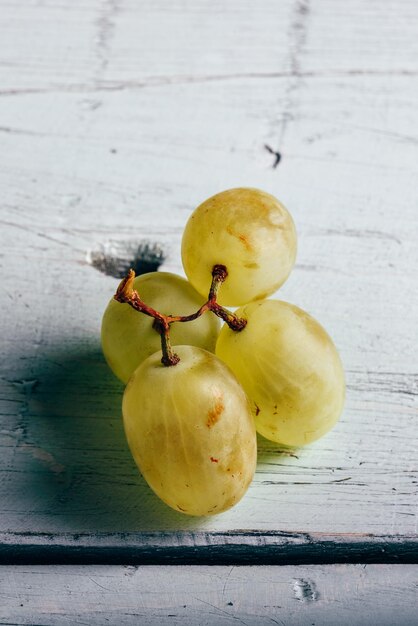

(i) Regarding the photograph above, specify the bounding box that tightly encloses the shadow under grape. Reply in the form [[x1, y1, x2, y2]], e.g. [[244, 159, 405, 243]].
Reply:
[[10, 345, 203, 532]]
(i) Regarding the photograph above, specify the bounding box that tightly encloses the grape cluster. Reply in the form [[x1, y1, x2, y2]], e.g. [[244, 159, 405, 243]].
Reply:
[[101, 188, 345, 516]]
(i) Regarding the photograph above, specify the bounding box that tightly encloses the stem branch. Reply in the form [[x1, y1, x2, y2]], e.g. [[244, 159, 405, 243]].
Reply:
[[154, 320, 180, 367], [114, 265, 247, 366]]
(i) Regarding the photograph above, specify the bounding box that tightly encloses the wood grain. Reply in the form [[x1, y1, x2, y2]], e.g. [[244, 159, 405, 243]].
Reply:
[[1, 564, 418, 625], [0, 0, 417, 557]]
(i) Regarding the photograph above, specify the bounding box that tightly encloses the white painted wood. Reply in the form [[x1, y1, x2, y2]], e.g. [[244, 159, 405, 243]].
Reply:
[[1, 564, 418, 625], [0, 0, 417, 544]]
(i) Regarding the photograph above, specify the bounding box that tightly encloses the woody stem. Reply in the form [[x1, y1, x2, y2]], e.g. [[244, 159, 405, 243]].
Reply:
[[114, 265, 247, 367]]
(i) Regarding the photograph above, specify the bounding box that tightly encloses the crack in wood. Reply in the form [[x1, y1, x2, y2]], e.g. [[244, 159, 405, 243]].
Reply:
[[2, 69, 418, 98], [0, 531, 417, 566], [277, 0, 311, 147], [95, 0, 120, 79]]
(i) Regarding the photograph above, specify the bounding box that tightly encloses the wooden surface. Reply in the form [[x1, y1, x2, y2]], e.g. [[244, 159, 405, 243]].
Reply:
[[1, 0, 418, 621], [1, 564, 418, 626]]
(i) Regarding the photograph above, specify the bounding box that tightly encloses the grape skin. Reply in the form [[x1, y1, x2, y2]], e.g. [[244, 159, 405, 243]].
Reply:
[[181, 188, 297, 306], [122, 346, 257, 516], [216, 300, 345, 447], [101, 272, 220, 383]]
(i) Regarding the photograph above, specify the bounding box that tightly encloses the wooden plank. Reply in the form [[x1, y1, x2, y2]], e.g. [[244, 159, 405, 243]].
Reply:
[[0, 0, 417, 551], [0, 0, 294, 93], [1, 564, 418, 625], [0, 83, 416, 538]]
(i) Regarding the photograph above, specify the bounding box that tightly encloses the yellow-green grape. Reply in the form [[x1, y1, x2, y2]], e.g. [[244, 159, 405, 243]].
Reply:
[[101, 272, 220, 383], [123, 345, 257, 516], [216, 300, 345, 447], [181, 188, 297, 306]]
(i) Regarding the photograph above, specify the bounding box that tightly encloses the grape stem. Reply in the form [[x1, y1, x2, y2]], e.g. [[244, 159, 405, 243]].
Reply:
[[114, 265, 247, 366]]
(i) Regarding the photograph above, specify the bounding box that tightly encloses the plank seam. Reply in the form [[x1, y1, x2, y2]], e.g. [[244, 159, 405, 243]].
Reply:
[[1, 532, 417, 565]]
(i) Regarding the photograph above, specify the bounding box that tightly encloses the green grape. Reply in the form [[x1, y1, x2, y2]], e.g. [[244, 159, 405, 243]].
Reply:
[[181, 188, 297, 306], [101, 272, 220, 383], [216, 300, 345, 447], [123, 345, 257, 516]]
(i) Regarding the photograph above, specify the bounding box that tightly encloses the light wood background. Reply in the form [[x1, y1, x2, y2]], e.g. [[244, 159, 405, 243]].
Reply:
[[1, 0, 417, 622]]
